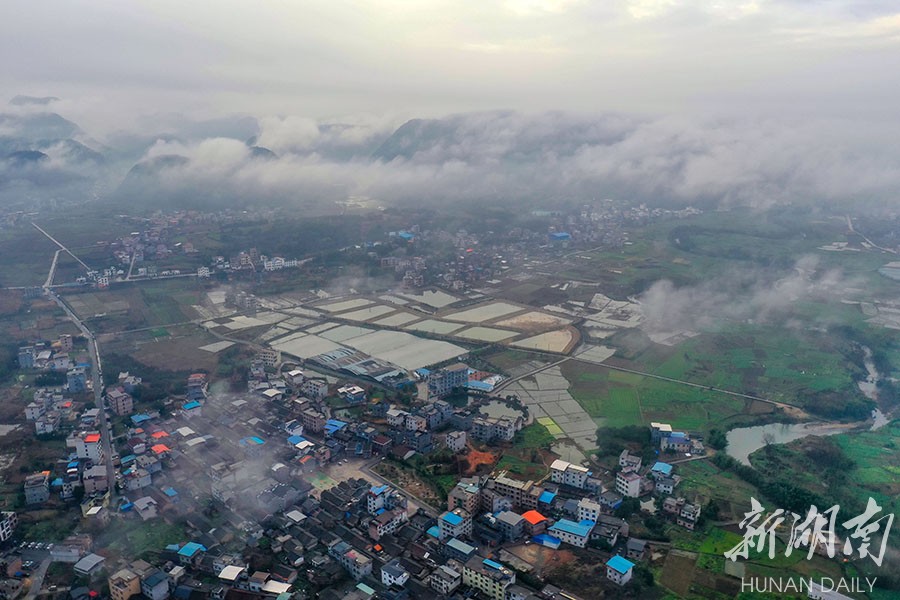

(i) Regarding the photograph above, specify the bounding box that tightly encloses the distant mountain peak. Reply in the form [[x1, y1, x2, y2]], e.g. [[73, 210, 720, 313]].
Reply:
[[10, 95, 60, 106]]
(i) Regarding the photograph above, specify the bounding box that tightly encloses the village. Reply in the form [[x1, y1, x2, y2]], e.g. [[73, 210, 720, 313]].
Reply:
[[1, 328, 714, 600]]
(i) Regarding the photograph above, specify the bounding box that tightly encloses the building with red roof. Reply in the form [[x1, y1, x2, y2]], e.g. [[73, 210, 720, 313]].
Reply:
[[521, 510, 548, 535]]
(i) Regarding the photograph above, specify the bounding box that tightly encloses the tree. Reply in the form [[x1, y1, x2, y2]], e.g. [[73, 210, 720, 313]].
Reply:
[[707, 428, 728, 450], [614, 497, 641, 519]]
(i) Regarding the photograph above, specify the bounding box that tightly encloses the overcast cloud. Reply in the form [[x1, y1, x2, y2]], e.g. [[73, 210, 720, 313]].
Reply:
[[1, 0, 899, 131], [1, 1, 899, 211]]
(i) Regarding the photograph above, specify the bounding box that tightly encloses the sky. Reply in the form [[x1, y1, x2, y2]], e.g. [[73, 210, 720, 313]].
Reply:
[[2, 0, 899, 132]]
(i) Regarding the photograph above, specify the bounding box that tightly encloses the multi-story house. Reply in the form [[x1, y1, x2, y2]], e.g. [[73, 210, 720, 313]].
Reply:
[[462, 557, 516, 600], [68, 431, 104, 463], [549, 459, 590, 489], [606, 556, 635, 586], [328, 541, 373, 581], [24, 471, 50, 505], [615, 471, 642, 498], [0, 511, 17, 542], [577, 498, 602, 523], [380, 560, 409, 588], [368, 509, 408, 541], [547, 519, 593, 548], [429, 564, 462, 596], [438, 509, 473, 541], [109, 569, 141, 600], [107, 388, 134, 416], [447, 480, 481, 514], [427, 363, 469, 399], [446, 430, 467, 453]]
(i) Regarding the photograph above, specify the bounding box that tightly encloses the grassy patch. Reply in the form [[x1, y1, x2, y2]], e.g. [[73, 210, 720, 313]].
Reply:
[[514, 422, 555, 449]]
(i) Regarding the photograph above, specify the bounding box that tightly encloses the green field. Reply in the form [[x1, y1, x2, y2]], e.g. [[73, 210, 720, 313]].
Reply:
[[563, 359, 750, 431]]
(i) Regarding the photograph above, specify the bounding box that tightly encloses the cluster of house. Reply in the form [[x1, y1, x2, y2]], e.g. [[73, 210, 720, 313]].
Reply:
[[210, 477, 593, 600], [607, 422, 706, 531], [195, 250, 304, 280], [17, 334, 91, 392]]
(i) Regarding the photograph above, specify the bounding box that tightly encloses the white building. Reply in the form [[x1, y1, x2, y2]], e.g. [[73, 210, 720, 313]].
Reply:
[[0, 511, 17, 542], [550, 459, 590, 489], [446, 430, 467, 453], [606, 556, 635, 586], [577, 498, 602, 523], [68, 431, 104, 463], [438, 509, 473, 541], [547, 519, 593, 548], [380, 560, 409, 588], [616, 471, 642, 498]]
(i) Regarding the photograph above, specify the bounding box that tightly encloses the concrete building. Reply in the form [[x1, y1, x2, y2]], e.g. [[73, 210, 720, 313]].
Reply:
[[141, 570, 170, 600], [448, 480, 481, 514], [496, 511, 525, 542], [109, 569, 141, 600], [606, 555, 635, 586], [471, 415, 519, 443], [380, 560, 409, 588], [67, 368, 88, 393], [438, 509, 473, 541], [547, 519, 593, 548], [429, 564, 462, 596], [0, 511, 17, 542], [328, 541, 373, 581], [618, 450, 642, 473], [301, 378, 329, 400], [446, 430, 467, 453], [616, 471, 642, 498], [577, 498, 602, 524], [489, 474, 542, 511], [549, 459, 590, 489], [462, 556, 516, 600], [427, 363, 469, 399], [368, 509, 408, 541], [69, 431, 105, 463], [18, 346, 34, 369], [650, 422, 673, 445], [257, 348, 280, 367], [59, 334, 74, 352], [107, 388, 134, 416], [24, 471, 50, 505], [82, 465, 109, 495]]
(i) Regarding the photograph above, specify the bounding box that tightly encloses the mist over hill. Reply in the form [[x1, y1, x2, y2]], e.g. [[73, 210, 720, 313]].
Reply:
[[3, 96, 900, 214]]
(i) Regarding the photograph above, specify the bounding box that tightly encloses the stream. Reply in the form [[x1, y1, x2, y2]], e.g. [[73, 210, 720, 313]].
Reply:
[[726, 345, 887, 465]]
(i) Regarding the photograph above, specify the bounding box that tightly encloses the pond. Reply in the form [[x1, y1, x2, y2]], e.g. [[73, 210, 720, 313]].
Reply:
[[479, 400, 526, 420]]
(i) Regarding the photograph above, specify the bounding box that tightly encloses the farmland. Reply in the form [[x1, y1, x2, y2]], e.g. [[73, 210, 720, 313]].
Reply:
[[562, 359, 753, 432]]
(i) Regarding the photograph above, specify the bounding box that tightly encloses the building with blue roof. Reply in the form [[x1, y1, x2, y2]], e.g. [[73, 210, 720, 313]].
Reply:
[[606, 555, 635, 585], [131, 414, 151, 425], [465, 380, 494, 392], [661, 431, 693, 453], [538, 490, 557, 506], [444, 537, 477, 562], [547, 518, 594, 548], [183, 401, 201, 410], [651, 461, 673, 478], [177, 542, 207, 565], [324, 419, 348, 437], [438, 509, 472, 540], [532, 534, 561, 549]]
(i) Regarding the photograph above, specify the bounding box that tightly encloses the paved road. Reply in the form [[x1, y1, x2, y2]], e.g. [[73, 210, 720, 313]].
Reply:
[[31, 222, 92, 271], [48, 291, 117, 502], [44, 250, 61, 289], [23, 558, 50, 600]]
